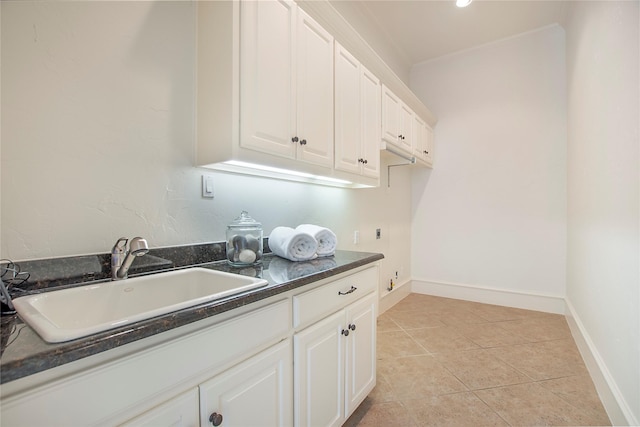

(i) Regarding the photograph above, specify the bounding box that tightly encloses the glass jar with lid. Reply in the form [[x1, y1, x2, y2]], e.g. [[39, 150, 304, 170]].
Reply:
[[226, 211, 263, 266]]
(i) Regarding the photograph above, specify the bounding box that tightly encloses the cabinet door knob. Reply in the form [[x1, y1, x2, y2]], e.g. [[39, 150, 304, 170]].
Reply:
[[348, 323, 356, 331], [300, 139, 307, 145], [358, 158, 363, 163], [291, 136, 299, 143], [209, 412, 223, 426], [424, 150, 429, 154], [342, 329, 349, 336], [338, 286, 357, 295], [363, 159, 368, 164]]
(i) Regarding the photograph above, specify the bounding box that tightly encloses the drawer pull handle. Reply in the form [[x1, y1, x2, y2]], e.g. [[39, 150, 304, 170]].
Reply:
[[338, 286, 357, 296], [209, 412, 223, 426]]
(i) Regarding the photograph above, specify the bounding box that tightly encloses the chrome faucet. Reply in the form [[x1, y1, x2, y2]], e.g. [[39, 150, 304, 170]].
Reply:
[[111, 237, 149, 280]]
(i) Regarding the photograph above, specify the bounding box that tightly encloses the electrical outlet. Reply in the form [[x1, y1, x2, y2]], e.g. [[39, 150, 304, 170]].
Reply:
[[353, 230, 360, 244], [376, 228, 381, 239]]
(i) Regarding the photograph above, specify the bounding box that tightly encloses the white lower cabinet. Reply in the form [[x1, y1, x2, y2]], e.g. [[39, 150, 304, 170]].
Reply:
[[121, 339, 292, 427], [120, 388, 200, 427], [294, 310, 345, 427], [344, 293, 377, 416], [199, 339, 293, 427], [294, 291, 377, 427], [2, 266, 379, 427]]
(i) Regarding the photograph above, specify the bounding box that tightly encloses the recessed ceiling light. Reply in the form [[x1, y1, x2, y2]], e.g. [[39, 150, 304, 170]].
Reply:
[[456, 0, 472, 7]]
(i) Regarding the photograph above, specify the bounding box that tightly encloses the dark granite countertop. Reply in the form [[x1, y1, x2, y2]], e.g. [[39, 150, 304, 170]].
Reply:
[[0, 247, 383, 384]]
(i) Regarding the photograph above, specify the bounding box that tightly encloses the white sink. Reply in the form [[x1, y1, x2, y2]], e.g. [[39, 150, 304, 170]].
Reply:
[[13, 268, 268, 343]]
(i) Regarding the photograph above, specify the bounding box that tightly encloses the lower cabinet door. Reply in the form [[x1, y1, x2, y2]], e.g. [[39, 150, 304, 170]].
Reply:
[[294, 310, 345, 427], [199, 339, 293, 427], [344, 292, 377, 417], [120, 388, 199, 427]]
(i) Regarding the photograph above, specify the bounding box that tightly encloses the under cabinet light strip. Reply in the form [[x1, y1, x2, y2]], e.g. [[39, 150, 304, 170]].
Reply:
[[384, 147, 417, 164]]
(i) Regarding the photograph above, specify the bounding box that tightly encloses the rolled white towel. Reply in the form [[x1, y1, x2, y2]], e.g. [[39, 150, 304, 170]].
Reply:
[[296, 224, 337, 257], [268, 226, 318, 262]]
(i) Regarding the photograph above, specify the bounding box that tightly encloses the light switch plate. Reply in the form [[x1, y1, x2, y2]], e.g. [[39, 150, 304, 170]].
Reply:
[[202, 174, 214, 198]]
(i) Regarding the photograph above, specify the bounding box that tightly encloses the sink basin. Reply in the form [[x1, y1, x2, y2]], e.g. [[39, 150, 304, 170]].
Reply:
[[13, 268, 268, 343]]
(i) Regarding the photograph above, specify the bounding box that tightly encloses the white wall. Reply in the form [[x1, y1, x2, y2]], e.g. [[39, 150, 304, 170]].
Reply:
[[0, 1, 413, 295], [564, 1, 639, 424], [409, 26, 567, 311]]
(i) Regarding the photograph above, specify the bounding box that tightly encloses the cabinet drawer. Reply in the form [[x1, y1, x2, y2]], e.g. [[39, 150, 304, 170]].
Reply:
[[293, 266, 377, 328]]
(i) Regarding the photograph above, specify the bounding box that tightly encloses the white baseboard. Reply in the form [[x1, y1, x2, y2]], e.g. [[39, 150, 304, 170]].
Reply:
[[378, 279, 412, 315], [565, 300, 637, 426], [411, 279, 565, 314]]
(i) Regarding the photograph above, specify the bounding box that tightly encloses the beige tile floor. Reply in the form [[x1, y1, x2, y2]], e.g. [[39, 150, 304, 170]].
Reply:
[[344, 293, 611, 427]]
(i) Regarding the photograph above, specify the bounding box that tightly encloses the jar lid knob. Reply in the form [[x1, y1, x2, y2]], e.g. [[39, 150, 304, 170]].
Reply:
[[229, 211, 261, 227]]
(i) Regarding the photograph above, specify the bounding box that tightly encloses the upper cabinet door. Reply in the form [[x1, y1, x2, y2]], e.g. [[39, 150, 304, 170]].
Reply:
[[413, 116, 434, 167], [334, 43, 362, 175], [240, 2, 333, 167], [240, 0, 297, 158], [425, 124, 434, 166], [381, 85, 401, 145], [360, 66, 381, 179], [398, 102, 414, 153], [296, 9, 334, 167], [334, 43, 381, 179]]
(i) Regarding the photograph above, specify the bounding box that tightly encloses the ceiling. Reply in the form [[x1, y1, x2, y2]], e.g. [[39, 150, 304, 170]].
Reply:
[[337, 0, 568, 67]]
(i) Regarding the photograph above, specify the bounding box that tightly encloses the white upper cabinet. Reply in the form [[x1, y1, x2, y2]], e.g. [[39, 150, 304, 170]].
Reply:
[[240, 0, 296, 159], [334, 44, 360, 175], [381, 84, 402, 147], [334, 43, 381, 180], [413, 115, 434, 167], [296, 8, 335, 167], [360, 67, 382, 178], [398, 101, 414, 154], [240, 0, 333, 168], [381, 84, 413, 156], [196, 1, 436, 186], [425, 124, 434, 165]]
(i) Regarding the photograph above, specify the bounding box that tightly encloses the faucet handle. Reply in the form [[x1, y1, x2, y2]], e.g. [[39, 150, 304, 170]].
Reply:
[[112, 237, 128, 254]]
